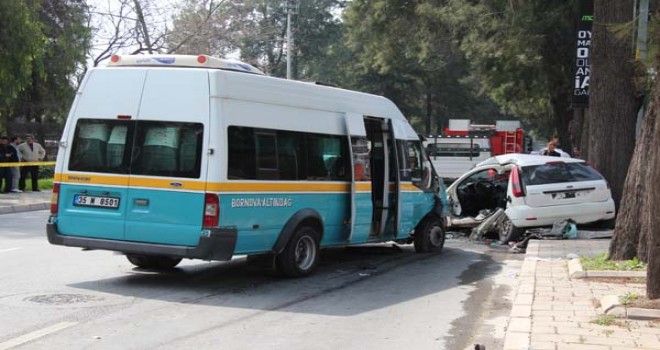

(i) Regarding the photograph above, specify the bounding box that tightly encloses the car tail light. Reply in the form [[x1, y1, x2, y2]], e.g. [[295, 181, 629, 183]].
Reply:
[[50, 183, 60, 214], [511, 166, 525, 198], [203, 193, 219, 227]]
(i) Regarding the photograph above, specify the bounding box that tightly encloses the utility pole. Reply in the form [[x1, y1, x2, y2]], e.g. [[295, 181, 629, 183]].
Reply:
[[286, 0, 299, 80]]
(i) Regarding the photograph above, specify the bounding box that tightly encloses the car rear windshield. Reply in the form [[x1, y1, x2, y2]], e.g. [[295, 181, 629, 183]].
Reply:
[[522, 162, 603, 186], [69, 119, 203, 178]]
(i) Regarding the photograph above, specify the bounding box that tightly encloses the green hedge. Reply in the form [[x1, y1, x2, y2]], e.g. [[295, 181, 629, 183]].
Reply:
[[39, 165, 54, 179]]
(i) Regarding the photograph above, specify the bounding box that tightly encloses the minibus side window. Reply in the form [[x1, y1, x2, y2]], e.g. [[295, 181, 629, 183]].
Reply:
[[69, 119, 133, 174], [228, 126, 349, 181], [255, 132, 279, 180], [407, 141, 432, 190], [396, 140, 411, 181], [351, 137, 371, 181], [228, 126, 257, 179]]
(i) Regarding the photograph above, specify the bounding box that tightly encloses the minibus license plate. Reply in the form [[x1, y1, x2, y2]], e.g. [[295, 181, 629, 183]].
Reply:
[[74, 195, 119, 208]]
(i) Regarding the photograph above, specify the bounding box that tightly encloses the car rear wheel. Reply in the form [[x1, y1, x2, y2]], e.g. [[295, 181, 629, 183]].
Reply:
[[498, 216, 525, 244], [414, 216, 445, 253], [126, 254, 182, 269]]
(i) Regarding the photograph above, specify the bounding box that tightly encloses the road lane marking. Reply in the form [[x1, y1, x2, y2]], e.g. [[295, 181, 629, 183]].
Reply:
[[0, 322, 77, 350], [0, 248, 21, 253]]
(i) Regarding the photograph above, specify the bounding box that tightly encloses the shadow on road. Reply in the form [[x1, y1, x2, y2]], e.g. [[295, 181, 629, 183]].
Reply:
[[69, 243, 503, 317]]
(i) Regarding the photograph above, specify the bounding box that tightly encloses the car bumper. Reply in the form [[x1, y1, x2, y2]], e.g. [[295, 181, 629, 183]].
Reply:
[[506, 199, 615, 228], [47, 220, 237, 261]]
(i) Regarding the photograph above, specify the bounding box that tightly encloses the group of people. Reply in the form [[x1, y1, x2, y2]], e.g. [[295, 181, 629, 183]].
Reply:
[[0, 135, 47, 193], [540, 136, 581, 158]]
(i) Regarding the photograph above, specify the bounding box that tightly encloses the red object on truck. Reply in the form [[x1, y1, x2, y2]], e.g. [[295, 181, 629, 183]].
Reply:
[[441, 119, 524, 156]]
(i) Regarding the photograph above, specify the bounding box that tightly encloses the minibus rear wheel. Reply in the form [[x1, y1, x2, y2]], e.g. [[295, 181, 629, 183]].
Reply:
[[414, 216, 445, 253], [276, 226, 320, 277], [126, 254, 182, 269]]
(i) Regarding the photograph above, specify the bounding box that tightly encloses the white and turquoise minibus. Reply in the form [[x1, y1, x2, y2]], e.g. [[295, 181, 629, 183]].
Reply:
[[47, 55, 448, 277]]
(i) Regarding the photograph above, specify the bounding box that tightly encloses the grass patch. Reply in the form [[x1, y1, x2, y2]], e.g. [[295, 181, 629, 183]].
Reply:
[[38, 178, 53, 190], [619, 292, 639, 305], [591, 314, 617, 326], [580, 253, 646, 271]]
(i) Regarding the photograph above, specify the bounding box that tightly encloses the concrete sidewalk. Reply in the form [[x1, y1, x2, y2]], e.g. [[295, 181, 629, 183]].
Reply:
[[503, 240, 659, 350], [0, 190, 51, 214]]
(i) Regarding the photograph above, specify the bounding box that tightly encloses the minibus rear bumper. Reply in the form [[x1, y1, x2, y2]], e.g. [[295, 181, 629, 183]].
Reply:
[[47, 222, 237, 261]]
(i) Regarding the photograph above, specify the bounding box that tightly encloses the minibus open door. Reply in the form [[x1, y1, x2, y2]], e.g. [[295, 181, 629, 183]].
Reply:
[[345, 113, 372, 243]]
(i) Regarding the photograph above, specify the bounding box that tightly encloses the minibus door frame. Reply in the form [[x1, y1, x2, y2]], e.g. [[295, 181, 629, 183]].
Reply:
[[344, 113, 368, 242]]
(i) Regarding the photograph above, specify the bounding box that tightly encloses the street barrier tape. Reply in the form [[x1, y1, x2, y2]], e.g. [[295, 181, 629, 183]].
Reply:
[[0, 161, 56, 168]]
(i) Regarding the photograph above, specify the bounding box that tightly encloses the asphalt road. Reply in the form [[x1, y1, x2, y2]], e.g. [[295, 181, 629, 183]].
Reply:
[[0, 211, 523, 350]]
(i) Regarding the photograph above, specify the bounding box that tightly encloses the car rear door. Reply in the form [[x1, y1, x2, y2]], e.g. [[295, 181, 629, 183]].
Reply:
[[521, 161, 611, 208], [124, 69, 210, 246]]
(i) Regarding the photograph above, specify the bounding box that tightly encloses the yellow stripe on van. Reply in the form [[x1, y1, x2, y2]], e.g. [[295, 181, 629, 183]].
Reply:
[[56, 173, 129, 186], [355, 182, 371, 192], [400, 182, 421, 192], [208, 182, 351, 193], [129, 177, 207, 191], [54, 173, 418, 193]]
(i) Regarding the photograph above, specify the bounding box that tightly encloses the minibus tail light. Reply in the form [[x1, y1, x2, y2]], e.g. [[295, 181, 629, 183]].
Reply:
[[51, 183, 60, 215], [203, 193, 219, 227], [511, 166, 525, 198]]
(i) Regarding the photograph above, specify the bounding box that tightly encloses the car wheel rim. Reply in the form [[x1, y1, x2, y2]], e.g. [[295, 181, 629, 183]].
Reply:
[[295, 235, 316, 271], [499, 219, 512, 241], [429, 226, 444, 247]]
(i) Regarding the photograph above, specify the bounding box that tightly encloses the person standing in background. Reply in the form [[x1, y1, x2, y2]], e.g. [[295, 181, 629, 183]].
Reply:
[[18, 135, 46, 192], [7, 136, 22, 193], [0, 136, 12, 192]]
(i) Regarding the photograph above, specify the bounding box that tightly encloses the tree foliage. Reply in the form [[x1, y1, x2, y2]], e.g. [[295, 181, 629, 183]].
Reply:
[[0, 0, 90, 137], [440, 0, 576, 140], [0, 0, 44, 118], [341, 0, 503, 133]]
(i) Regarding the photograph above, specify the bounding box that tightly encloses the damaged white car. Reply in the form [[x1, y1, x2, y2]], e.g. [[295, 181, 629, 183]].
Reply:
[[445, 154, 616, 243]]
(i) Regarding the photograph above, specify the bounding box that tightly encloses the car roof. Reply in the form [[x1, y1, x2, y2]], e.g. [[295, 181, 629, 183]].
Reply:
[[476, 153, 586, 167]]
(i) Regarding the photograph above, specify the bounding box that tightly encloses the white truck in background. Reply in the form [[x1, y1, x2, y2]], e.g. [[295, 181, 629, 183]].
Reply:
[[426, 119, 529, 182]]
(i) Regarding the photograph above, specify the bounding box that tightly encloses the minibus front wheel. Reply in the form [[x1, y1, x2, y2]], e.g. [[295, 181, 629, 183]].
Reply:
[[413, 215, 445, 253], [276, 226, 320, 277], [126, 254, 182, 269]]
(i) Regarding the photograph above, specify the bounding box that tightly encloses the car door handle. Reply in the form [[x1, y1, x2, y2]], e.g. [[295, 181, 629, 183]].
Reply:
[[134, 199, 149, 206]]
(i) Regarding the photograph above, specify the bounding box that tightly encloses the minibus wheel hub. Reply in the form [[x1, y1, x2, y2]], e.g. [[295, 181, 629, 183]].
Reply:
[[295, 236, 316, 270], [429, 226, 444, 247]]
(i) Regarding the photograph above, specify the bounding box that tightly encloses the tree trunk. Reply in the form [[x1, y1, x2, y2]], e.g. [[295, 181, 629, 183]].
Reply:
[[609, 92, 657, 261], [580, 109, 590, 159], [570, 109, 584, 151], [588, 0, 638, 207], [425, 90, 432, 135], [646, 87, 660, 299]]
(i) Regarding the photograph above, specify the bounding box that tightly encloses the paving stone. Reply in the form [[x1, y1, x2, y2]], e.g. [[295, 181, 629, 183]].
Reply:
[[556, 344, 609, 350], [529, 341, 556, 350], [508, 317, 532, 333], [503, 331, 531, 350]]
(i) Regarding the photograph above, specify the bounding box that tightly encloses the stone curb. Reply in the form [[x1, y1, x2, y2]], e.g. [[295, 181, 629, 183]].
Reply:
[[600, 295, 660, 320], [0, 203, 49, 215], [568, 258, 646, 279], [568, 258, 585, 278]]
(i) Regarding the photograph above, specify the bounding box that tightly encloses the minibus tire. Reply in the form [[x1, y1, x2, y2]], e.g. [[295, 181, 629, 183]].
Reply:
[[126, 254, 182, 269], [414, 216, 445, 253], [275, 226, 320, 277]]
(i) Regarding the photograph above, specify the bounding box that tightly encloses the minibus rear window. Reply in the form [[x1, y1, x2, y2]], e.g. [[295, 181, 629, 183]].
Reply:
[[69, 119, 134, 174], [69, 119, 203, 178]]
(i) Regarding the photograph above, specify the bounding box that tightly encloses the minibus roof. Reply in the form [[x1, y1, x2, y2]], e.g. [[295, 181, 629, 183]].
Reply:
[[107, 54, 265, 75]]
